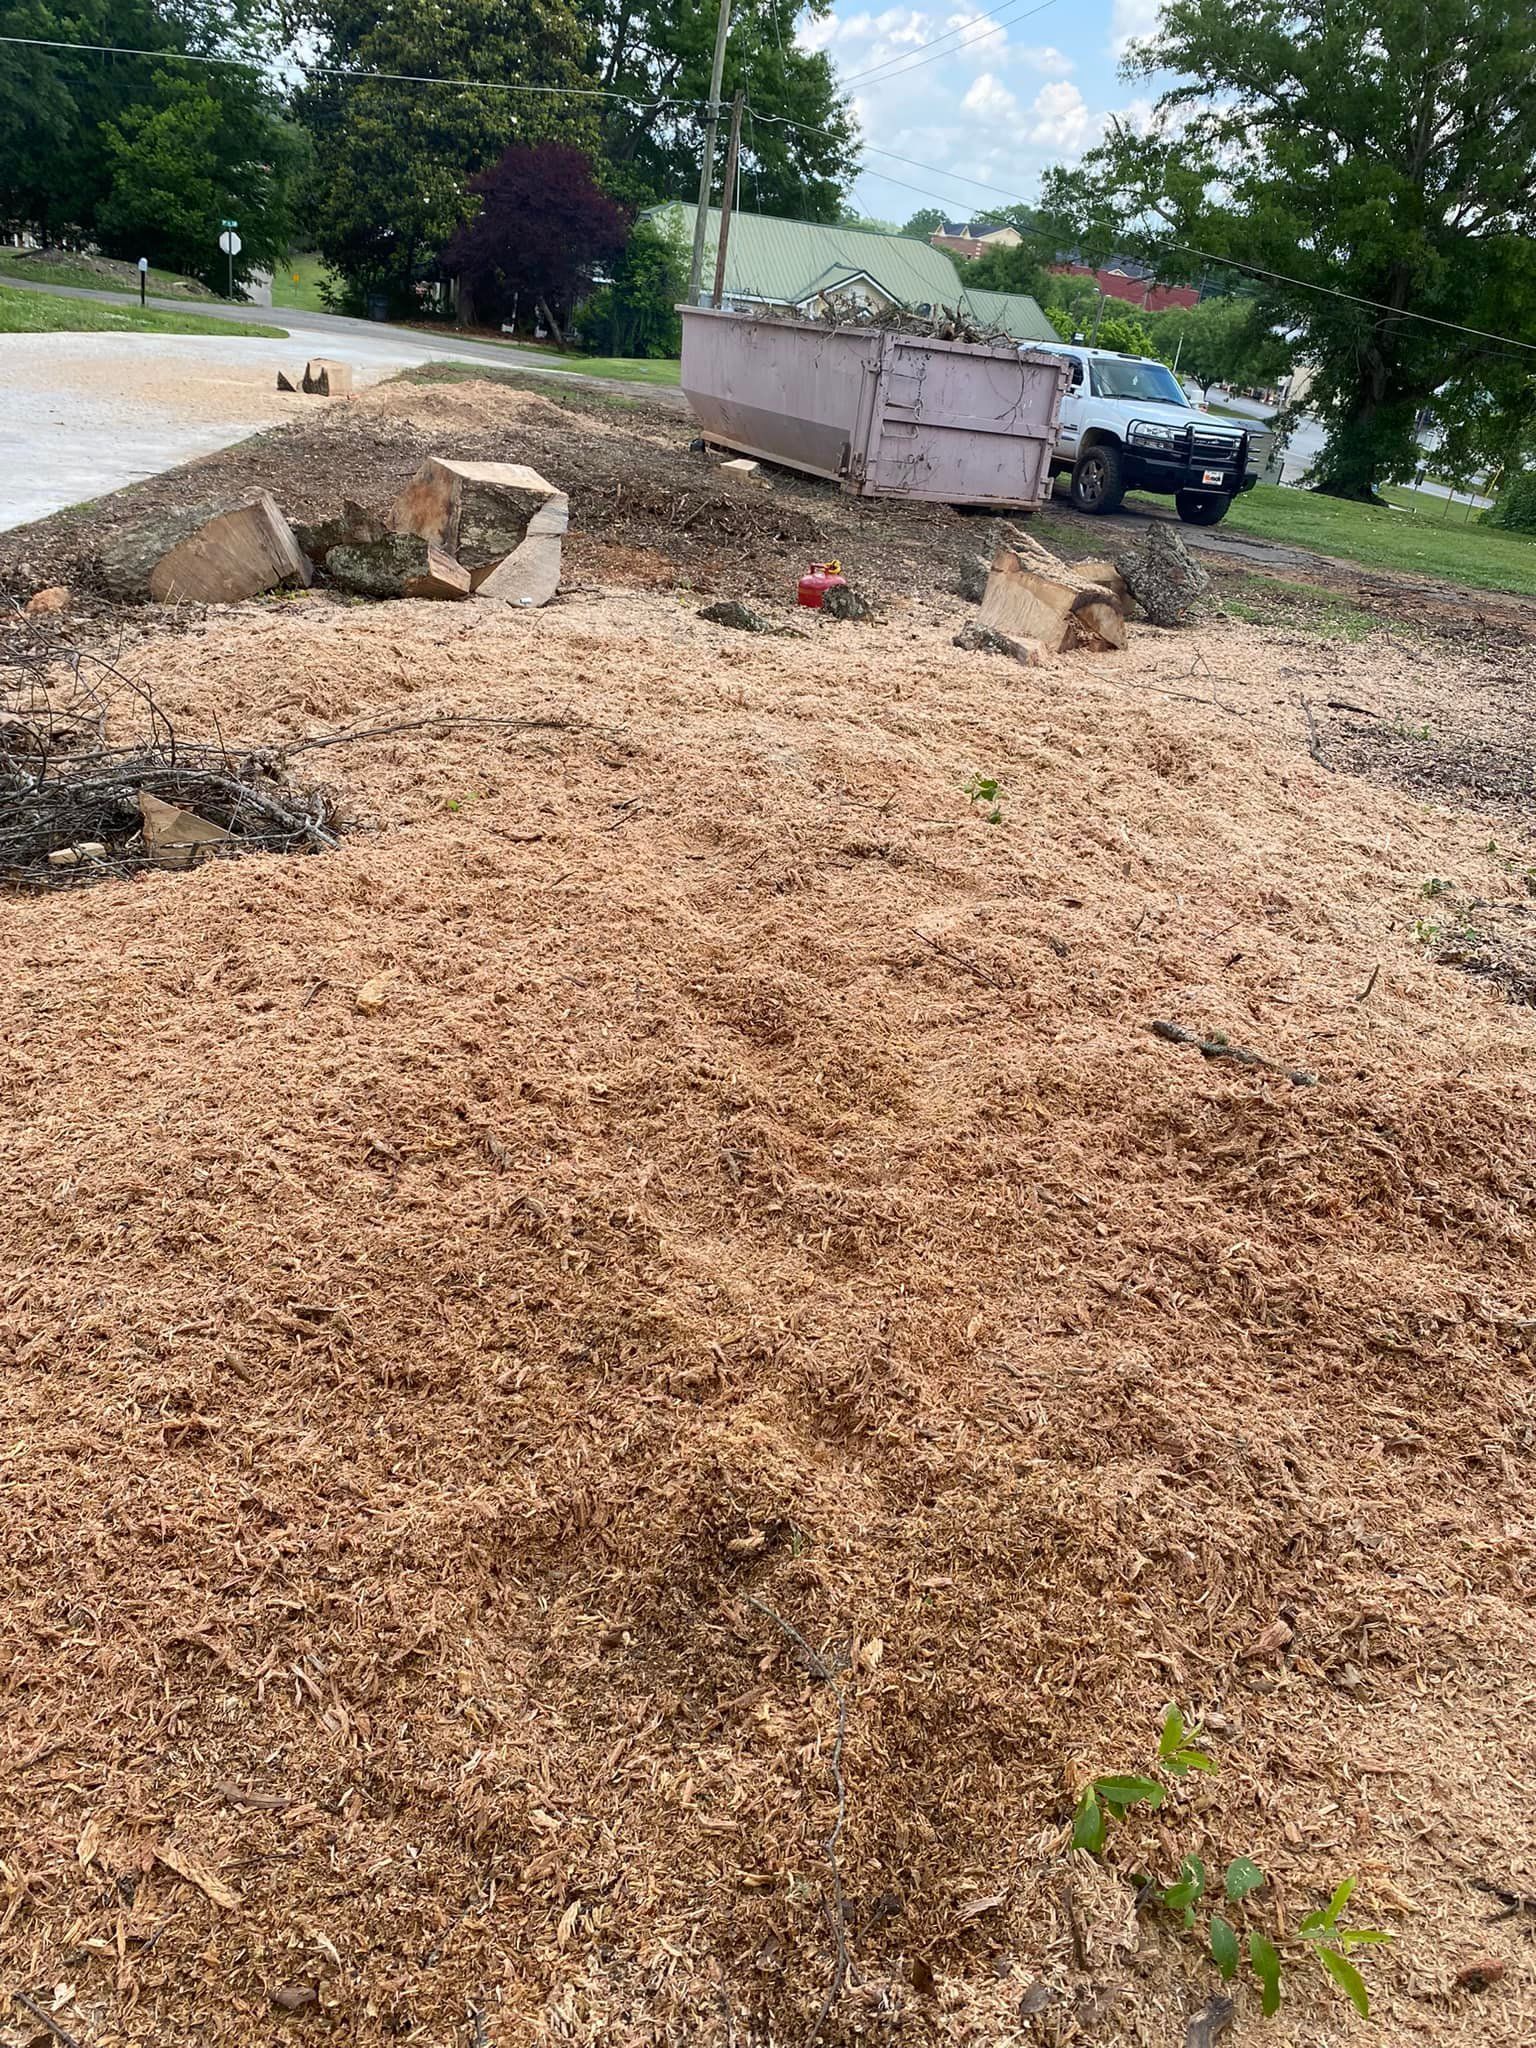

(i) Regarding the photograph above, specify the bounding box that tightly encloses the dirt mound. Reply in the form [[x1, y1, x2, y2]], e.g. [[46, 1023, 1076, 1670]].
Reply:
[[353, 375, 594, 437], [1, 593, 1533, 2045]]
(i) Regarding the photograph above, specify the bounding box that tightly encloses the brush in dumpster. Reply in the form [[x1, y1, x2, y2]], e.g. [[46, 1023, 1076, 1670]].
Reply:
[[0, 633, 337, 891]]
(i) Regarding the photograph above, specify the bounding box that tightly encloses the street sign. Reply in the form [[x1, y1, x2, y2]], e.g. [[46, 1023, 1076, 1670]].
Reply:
[[221, 218, 237, 229], [137, 257, 148, 271], [218, 228, 242, 300]]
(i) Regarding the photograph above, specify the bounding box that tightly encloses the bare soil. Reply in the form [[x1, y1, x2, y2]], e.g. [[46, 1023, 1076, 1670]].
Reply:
[[1, 376, 1534, 2048]]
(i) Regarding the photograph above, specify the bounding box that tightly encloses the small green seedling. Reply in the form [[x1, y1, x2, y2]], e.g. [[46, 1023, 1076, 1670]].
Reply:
[[1420, 875, 1450, 899], [1072, 1711, 1390, 2020], [963, 773, 1003, 824]]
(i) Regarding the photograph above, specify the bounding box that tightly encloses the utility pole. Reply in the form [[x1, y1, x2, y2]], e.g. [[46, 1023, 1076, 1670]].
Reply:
[[686, 0, 733, 308], [711, 90, 745, 309]]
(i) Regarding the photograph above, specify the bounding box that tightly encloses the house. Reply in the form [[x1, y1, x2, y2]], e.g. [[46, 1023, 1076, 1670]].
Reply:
[[964, 286, 1061, 345], [930, 218, 1023, 261], [1048, 259, 1200, 313], [646, 203, 1056, 344]]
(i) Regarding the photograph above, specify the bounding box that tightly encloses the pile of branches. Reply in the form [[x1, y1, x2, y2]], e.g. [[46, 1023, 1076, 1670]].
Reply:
[[1, 624, 337, 891], [758, 299, 1014, 346]]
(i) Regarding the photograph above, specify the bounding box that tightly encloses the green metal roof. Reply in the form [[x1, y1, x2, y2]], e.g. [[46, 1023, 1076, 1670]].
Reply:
[[959, 285, 1059, 344], [647, 202, 1053, 343]]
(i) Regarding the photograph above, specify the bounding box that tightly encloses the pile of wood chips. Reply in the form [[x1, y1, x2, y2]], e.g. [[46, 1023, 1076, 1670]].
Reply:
[[2, 555, 1533, 2048]]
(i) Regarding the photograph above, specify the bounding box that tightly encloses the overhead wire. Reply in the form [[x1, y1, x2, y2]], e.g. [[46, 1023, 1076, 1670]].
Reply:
[[8, 30, 1535, 355], [838, 0, 1067, 91], [752, 110, 1536, 356], [0, 34, 700, 106]]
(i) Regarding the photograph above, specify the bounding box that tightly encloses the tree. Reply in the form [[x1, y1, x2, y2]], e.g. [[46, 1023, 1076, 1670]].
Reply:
[[442, 141, 628, 334], [1153, 296, 1288, 401], [295, 0, 593, 309], [97, 72, 300, 290], [0, 0, 275, 247], [964, 239, 1051, 301], [901, 208, 945, 241], [1041, 0, 1536, 500], [837, 209, 898, 233], [575, 214, 686, 356], [1094, 309, 1161, 360], [1039, 271, 1102, 336], [584, 0, 857, 219]]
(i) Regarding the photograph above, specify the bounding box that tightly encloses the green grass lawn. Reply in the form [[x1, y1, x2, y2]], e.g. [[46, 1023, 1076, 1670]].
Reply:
[[270, 252, 334, 312], [1379, 482, 1487, 523], [0, 249, 213, 298], [1214, 481, 1536, 598], [401, 321, 681, 385], [0, 284, 287, 339]]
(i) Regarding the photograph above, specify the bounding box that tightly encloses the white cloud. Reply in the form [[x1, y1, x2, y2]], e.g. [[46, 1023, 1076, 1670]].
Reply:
[[1024, 80, 1095, 149], [961, 73, 1019, 122], [802, 0, 1144, 229], [1016, 45, 1076, 78], [945, 8, 1006, 59], [1110, 0, 1162, 59]]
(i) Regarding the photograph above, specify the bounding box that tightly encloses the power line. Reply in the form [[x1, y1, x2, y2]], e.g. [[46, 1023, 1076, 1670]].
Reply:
[[756, 110, 1536, 356], [11, 28, 1535, 357], [843, 0, 1073, 91], [0, 34, 699, 107]]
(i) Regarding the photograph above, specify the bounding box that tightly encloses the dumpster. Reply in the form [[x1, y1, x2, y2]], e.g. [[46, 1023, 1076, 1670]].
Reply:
[[680, 306, 1067, 510]]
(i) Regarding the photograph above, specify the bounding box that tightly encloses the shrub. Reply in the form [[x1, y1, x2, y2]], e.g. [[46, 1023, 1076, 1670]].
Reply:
[[1484, 468, 1536, 534]]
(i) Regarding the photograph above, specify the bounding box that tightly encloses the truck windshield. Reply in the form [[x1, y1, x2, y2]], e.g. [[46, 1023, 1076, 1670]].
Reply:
[[1090, 358, 1189, 405]]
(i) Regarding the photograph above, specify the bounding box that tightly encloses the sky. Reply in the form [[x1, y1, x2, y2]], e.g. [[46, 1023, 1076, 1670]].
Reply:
[[796, 0, 1162, 229]]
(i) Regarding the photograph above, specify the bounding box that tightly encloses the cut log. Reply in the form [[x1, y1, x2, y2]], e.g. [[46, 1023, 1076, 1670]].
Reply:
[[1115, 523, 1209, 627], [99, 493, 312, 604], [953, 620, 1045, 665], [474, 493, 568, 608], [1073, 558, 1133, 612], [276, 370, 298, 393], [389, 458, 560, 573], [295, 500, 388, 567], [979, 546, 1125, 655], [301, 359, 353, 397], [326, 534, 471, 600], [1064, 600, 1128, 652]]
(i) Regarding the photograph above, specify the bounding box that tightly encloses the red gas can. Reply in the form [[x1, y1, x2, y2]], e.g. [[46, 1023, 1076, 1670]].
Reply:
[[797, 560, 847, 609]]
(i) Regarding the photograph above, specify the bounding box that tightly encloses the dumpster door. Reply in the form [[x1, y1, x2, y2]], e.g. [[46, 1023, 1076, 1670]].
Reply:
[[861, 336, 1061, 507]]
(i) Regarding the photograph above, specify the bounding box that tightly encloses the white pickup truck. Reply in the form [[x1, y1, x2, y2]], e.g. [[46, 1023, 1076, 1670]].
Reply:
[[1029, 341, 1257, 526]]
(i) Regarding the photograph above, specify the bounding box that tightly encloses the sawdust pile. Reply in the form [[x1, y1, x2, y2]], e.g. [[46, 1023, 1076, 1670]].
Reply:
[[1, 591, 1534, 2048]]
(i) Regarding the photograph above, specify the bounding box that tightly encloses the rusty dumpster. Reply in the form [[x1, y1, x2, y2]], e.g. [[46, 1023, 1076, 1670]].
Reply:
[[680, 306, 1067, 509]]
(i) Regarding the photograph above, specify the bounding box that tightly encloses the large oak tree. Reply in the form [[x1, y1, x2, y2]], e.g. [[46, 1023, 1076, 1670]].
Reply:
[[1042, 0, 1536, 498]]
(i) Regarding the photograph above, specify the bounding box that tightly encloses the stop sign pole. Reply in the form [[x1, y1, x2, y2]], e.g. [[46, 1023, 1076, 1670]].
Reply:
[[218, 220, 241, 300]]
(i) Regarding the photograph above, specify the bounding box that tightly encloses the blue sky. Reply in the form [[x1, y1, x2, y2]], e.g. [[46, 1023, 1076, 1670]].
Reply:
[[797, 0, 1161, 227]]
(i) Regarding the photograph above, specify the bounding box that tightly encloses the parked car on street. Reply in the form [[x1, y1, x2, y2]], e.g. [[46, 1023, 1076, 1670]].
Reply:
[[1029, 341, 1257, 525]]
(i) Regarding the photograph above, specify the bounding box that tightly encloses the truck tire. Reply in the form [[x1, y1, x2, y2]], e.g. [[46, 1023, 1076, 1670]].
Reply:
[[1176, 490, 1230, 526], [1070, 444, 1126, 514]]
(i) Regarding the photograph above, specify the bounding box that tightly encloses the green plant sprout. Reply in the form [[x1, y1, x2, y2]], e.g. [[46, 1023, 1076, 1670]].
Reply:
[[962, 773, 1003, 824], [1071, 1709, 1390, 2019]]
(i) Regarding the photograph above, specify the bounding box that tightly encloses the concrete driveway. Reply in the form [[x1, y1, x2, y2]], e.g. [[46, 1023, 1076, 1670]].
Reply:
[[1, 285, 680, 533], [0, 330, 442, 530]]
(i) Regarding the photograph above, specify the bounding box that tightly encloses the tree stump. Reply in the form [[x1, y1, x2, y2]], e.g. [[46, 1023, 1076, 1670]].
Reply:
[[389, 459, 561, 574]]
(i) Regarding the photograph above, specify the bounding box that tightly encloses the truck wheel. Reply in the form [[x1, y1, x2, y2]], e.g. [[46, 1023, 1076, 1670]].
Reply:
[[1176, 490, 1230, 526], [1070, 444, 1126, 514]]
